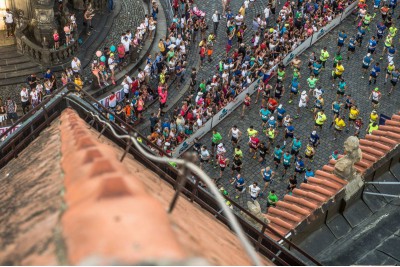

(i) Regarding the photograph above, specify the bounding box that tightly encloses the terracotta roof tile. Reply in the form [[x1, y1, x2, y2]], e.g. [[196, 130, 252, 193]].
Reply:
[[266, 215, 296, 230], [283, 195, 319, 210], [359, 139, 392, 152], [268, 207, 303, 223], [322, 164, 335, 173], [365, 134, 398, 147], [276, 201, 310, 216], [307, 177, 343, 191], [266, 222, 291, 237], [361, 151, 381, 162], [314, 170, 348, 186], [292, 188, 328, 202], [384, 119, 400, 127], [391, 114, 400, 121], [300, 183, 337, 196], [371, 129, 400, 140], [378, 125, 400, 133], [359, 145, 386, 157]]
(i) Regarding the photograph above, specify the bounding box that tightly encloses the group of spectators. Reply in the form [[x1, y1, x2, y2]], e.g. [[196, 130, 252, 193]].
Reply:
[[142, 0, 356, 155], [0, 0, 161, 129]]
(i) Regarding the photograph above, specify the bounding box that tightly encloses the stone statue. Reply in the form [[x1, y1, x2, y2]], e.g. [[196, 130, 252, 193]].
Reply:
[[334, 136, 362, 181], [241, 201, 270, 231]]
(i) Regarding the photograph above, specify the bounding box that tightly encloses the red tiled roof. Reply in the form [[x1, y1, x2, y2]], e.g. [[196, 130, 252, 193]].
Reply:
[[59, 108, 271, 265], [264, 113, 400, 241], [60, 108, 187, 264]]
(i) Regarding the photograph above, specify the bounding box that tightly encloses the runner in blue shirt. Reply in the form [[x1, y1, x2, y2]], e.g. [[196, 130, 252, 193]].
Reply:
[[386, 45, 396, 62], [336, 77, 347, 101], [283, 122, 295, 147], [356, 26, 366, 46], [367, 36, 377, 54], [376, 21, 386, 40], [260, 166, 275, 194], [313, 60, 323, 76], [389, 0, 397, 13], [282, 151, 293, 177], [362, 53, 373, 78], [259, 106, 271, 128], [331, 101, 343, 121], [337, 30, 347, 53], [268, 116, 277, 129], [289, 78, 300, 103], [347, 36, 357, 60], [273, 145, 283, 169], [291, 137, 302, 156], [369, 62, 381, 85], [294, 155, 305, 176], [234, 174, 246, 198], [276, 104, 286, 127], [304, 168, 315, 183], [309, 130, 320, 147]]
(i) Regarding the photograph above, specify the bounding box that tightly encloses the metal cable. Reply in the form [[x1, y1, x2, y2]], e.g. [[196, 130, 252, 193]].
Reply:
[[64, 96, 262, 266]]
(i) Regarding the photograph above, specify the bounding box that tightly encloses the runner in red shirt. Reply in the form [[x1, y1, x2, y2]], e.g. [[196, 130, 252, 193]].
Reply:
[[241, 93, 251, 118], [218, 156, 230, 181], [267, 96, 278, 113], [249, 135, 260, 159]]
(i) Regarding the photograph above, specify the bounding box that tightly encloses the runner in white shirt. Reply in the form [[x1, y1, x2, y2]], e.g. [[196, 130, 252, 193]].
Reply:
[[216, 143, 226, 158], [248, 182, 261, 201], [199, 146, 211, 169], [312, 86, 324, 99], [283, 114, 293, 127], [228, 125, 242, 146], [297, 90, 309, 118]]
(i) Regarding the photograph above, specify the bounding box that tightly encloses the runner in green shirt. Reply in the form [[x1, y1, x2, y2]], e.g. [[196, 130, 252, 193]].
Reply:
[[293, 68, 301, 80], [211, 129, 222, 155], [307, 74, 318, 91], [277, 67, 286, 82], [333, 52, 343, 67], [266, 190, 278, 208]]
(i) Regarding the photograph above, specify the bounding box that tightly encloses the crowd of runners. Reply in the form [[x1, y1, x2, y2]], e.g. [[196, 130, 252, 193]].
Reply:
[[154, 0, 399, 210], [144, 0, 358, 155]]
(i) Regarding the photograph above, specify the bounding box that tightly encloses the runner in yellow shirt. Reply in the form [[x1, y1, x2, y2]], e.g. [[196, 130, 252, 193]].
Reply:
[[320, 47, 330, 69], [333, 115, 346, 140], [332, 61, 345, 87], [314, 109, 327, 129], [348, 105, 360, 129], [247, 125, 258, 139], [369, 109, 379, 123]]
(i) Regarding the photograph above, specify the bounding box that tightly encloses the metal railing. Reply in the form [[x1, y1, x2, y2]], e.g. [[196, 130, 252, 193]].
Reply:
[[0, 84, 321, 266]]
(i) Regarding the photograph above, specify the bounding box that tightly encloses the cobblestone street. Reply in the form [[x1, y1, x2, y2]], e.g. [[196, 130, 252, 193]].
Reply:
[[183, 1, 400, 209]]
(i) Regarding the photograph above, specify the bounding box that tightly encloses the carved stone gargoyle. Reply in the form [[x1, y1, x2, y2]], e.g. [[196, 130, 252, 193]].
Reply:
[[334, 136, 362, 182], [241, 200, 270, 231]]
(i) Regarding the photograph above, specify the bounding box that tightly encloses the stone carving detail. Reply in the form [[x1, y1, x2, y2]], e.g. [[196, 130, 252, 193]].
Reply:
[[334, 136, 362, 182], [241, 201, 270, 230]]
